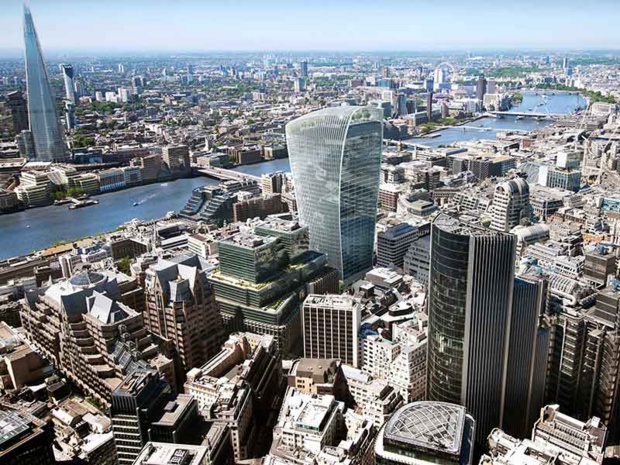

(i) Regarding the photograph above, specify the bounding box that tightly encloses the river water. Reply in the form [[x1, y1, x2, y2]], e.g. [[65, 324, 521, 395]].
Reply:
[[0, 158, 292, 260], [406, 92, 587, 148]]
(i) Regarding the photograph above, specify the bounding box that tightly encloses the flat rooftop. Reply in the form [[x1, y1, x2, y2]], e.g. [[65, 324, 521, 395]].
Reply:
[[133, 442, 209, 465]]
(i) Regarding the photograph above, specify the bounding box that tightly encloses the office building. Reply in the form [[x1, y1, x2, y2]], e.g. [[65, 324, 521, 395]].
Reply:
[[490, 178, 531, 232], [270, 387, 346, 459], [293, 77, 306, 93], [133, 440, 231, 465], [111, 370, 171, 465], [427, 214, 516, 448], [532, 404, 607, 464], [426, 91, 433, 121], [403, 235, 430, 284], [185, 333, 283, 462], [23, 6, 67, 161], [232, 194, 287, 223], [7, 91, 29, 133], [21, 271, 175, 403], [0, 406, 55, 465], [538, 165, 581, 192], [375, 401, 475, 465], [286, 106, 383, 283], [302, 294, 361, 367], [144, 254, 224, 378], [503, 276, 549, 438], [64, 101, 75, 130], [476, 75, 488, 101], [60, 64, 76, 103], [376, 223, 418, 269], [544, 286, 620, 438], [15, 170, 50, 207], [210, 218, 337, 355], [300, 60, 308, 78], [483, 405, 607, 465], [261, 171, 286, 195], [162, 145, 191, 175], [433, 68, 445, 91]]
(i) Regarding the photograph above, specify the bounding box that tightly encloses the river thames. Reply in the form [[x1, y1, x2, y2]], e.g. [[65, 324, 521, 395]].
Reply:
[[0, 158, 291, 260]]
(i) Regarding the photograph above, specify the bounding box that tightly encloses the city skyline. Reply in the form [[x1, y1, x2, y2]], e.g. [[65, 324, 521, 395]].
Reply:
[[1, 0, 620, 54]]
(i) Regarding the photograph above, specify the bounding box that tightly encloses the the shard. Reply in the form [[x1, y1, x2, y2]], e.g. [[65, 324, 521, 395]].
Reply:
[[23, 6, 67, 161]]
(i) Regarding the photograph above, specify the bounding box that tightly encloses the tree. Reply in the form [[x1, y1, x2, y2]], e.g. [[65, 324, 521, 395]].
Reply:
[[74, 135, 95, 148], [118, 256, 132, 275]]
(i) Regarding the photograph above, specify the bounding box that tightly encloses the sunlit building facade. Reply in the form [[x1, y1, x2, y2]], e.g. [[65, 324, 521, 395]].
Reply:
[[286, 106, 383, 283], [24, 6, 67, 161], [427, 214, 516, 448]]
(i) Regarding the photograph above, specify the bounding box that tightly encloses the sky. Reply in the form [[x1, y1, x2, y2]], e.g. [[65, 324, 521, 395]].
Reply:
[[0, 0, 619, 54]]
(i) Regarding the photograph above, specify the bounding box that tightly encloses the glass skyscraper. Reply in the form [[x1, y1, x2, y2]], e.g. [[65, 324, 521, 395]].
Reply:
[[286, 106, 383, 283], [427, 214, 516, 449], [24, 6, 67, 162], [61, 64, 76, 103]]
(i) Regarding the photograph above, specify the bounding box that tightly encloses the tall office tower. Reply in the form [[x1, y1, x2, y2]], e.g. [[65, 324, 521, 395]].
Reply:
[[487, 78, 497, 94], [377, 223, 418, 270], [374, 401, 475, 465], [302, 294, 361, 367], [293, 77, 306, 93], [186, 64, 194, 84], [490, 178, 531, 232], [300, 60, 308, 78], [111, 370, 171, 465], [503, 276, 549, 438], [64, 101, 76, 130], [60, 64, 76, 103], [286, 106, 383, 283], [16, 130, 35, 159], [426, 92, 433, 121], [427, 214, 516, 449], [562, 57, 569, 71], [23, 6, 67, 162], [396, 93, 408, 116], [144, 254, 224, 379], [433, 68, 445, 90], [6, 90, 29, 133], [476, 75, 488, 101], [118, 63, 125, 74], [544, 285, 620, 439]]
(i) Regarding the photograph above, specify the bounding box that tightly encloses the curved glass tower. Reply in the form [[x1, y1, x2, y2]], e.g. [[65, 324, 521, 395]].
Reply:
[[286, 106, 383, 283], [427, 214, 516, 448], [24, 6, 67, 161]]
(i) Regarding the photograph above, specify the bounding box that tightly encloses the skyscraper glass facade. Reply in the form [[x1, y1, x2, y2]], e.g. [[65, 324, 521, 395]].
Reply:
[[427, 214, 516, 447], [24, 6, 67, 162], [286, 106, 383, 283], [61, 64, 76, 103]]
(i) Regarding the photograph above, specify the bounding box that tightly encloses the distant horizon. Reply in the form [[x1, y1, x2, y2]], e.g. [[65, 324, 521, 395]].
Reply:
[[1, 47, 619, 61], [1, 0, 619, 55]]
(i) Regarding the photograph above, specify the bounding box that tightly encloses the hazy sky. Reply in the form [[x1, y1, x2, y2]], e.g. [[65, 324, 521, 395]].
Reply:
[[1, 0, 619, 53]]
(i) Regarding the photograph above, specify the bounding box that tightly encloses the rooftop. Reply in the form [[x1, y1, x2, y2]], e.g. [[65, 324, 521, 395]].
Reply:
[[383, 401, 467, 456], [133, 442, 210, 465]]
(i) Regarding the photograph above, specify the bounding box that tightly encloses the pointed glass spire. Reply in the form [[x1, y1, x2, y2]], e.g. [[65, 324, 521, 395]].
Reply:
[[23, 5, 67, 161]]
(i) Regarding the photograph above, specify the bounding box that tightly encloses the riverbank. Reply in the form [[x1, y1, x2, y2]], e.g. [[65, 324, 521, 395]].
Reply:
[[0, 158, 292, 260]]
